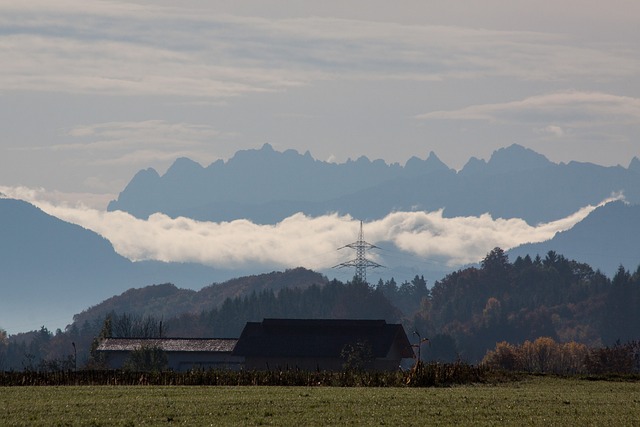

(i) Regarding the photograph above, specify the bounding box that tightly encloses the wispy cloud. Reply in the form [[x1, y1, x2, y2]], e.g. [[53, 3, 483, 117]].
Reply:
[[1, 186, 621, 270], [1, 2, 637, 98], [59, 120, 219, 150], [13, 120, 227, 168], [418, 92, 640, 124]]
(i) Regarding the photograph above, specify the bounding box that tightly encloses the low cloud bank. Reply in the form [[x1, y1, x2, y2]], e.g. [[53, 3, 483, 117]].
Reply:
[[1, 186, 620, 270]]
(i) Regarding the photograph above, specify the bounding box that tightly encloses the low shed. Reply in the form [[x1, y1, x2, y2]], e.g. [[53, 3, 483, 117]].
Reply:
[[97, 338, 242, 371], [232, 318, 414, 371]]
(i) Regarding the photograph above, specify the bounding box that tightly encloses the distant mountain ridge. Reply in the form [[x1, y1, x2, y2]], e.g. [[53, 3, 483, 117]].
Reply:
[[0, 198, 238, 334], [108, 144, 640, 224], [108, 143, 441, 220], [70, 268, 328, 329], [508, 201, 640, 276]]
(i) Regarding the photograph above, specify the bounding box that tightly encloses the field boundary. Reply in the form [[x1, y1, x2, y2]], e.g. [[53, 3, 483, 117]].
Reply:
[[0, 361, 488, 387]]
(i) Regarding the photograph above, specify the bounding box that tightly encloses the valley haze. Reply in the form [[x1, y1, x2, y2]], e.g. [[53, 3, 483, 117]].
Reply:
[[2, 144, 639, 334]]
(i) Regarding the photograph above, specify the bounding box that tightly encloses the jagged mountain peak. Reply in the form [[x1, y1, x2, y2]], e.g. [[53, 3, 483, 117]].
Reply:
[[165, 157, 204, 176], [118, 167, 160, 194], [131, 167, 160, 182], [458, 144, 552, 176], [404, 151, 451, 174], [107, 143, 640, 226], [107, 167, 161, 214], [487, 144, 552, 173], [459, 156, 487, 175], [226, 144, 316, 169]]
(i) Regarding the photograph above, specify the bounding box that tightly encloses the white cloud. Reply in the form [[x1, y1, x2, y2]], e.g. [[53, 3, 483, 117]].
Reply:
[[0, 186, 621, 270], [0, 186, 115, 210], [540, 125, 565, 138]]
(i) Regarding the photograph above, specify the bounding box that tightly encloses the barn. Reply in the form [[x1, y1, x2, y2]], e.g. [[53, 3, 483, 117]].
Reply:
[[96, 319, 414, 372], [96, 337, 242, 371], [232, 318, 414, 371]]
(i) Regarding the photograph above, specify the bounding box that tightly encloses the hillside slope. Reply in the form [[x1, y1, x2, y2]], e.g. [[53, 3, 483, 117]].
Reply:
[[0, 199, 222, 333], [508, 201, 640, 276]]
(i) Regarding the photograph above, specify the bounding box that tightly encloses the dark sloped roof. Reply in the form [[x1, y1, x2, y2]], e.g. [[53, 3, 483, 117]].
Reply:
[[232, 319, 414, 358], [97, 338, 237, 353]]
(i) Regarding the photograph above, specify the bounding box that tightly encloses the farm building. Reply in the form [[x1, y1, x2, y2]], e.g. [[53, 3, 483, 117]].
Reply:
[[96, 319, 414, 371], [96, 338, 242, 371], [232, 319, 414, 371]]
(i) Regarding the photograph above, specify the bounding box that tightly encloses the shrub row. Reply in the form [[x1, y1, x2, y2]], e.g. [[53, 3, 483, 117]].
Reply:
[[0, 362, 487, 387], [482, 338, 640, 374]]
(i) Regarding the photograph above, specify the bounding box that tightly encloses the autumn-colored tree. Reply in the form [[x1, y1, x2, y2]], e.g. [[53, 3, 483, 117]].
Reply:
[[484, 338, 586, 374], [559, 341, 588, 374], [482, 341, 518, 371], [482, 338, 640, 374], [531, 337, 558, 373]]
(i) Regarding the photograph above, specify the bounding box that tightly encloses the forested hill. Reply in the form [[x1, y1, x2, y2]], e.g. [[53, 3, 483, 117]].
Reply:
[[81, 250, 638, 359], [71, 268, 328, 328], [415, 248, 640, 362], [108, 143, 640, 224], [4, 250, 640, 370]]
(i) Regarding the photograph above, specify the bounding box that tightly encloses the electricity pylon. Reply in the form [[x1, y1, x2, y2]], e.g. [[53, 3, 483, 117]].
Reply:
[[333, 220, 383, 283]]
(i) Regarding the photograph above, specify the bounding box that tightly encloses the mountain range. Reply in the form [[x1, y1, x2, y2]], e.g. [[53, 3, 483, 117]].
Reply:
[[108, 143, 640, 225], [3, 144, 640, 334]]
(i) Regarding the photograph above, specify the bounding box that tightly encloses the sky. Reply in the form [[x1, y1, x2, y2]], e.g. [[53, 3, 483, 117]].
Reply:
[[1, 1, 640, 288], [1, 0, 639, 205]]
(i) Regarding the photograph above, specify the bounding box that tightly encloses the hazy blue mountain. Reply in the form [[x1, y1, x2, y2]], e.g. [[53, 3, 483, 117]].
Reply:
[[507, 201, 640, 276], [0, 199, 233, 334], [108, 144, 640, 224], [108, 143, 454, 222], [458, 144, 552, 176], [336, 145, 638, 222]]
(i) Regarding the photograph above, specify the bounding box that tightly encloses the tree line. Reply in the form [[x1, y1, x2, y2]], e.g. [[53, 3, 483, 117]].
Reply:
[[404, 248, 640, 362], [2, 248, 640, 371], [483, 337, 640, 375]]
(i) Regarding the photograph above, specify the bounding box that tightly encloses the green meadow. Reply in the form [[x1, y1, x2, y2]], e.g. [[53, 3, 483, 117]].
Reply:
[[1, 376, 639, 426]]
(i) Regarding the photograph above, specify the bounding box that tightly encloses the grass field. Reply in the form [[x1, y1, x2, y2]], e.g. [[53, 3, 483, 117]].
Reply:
[[1, 376, 639, 426]]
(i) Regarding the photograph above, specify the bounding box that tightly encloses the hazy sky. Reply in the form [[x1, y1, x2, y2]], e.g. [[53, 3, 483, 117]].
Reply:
[[1, 0, 639, 206], [2, 2, 640, 333]]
